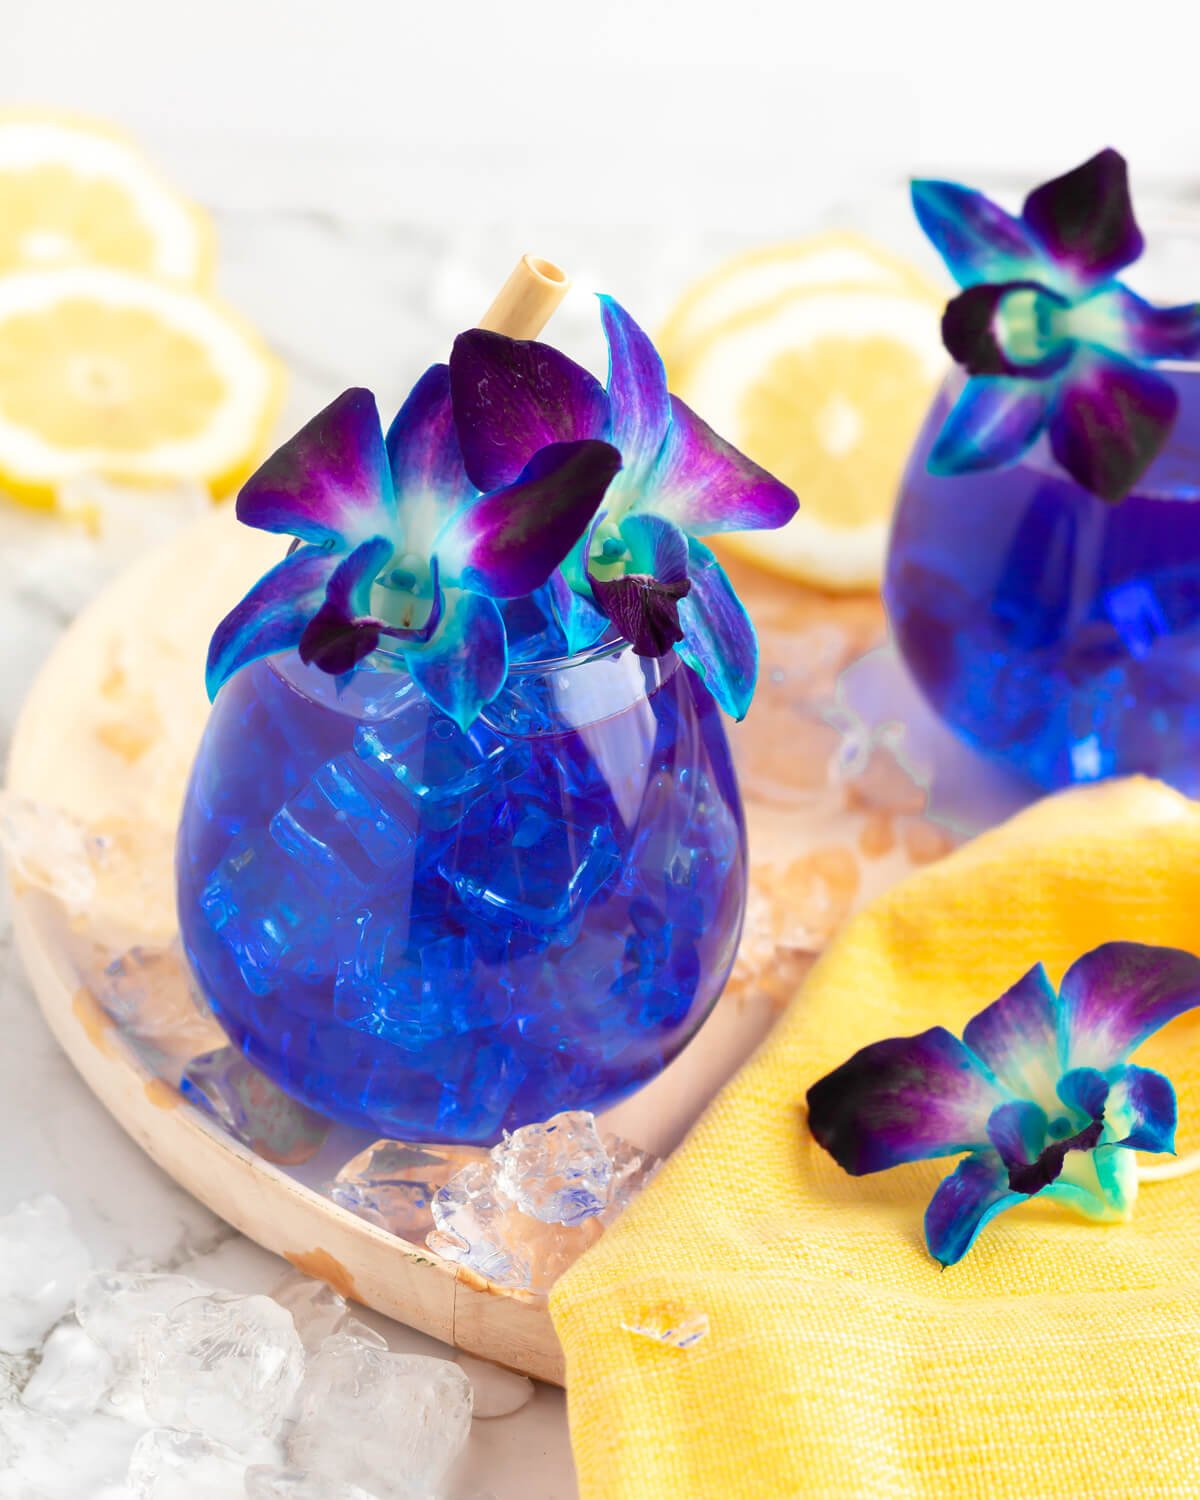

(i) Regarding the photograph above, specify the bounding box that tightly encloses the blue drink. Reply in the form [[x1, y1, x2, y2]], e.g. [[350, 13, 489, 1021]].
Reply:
[[176, 625, 747, 1144], [884, 364, 1200, 793]]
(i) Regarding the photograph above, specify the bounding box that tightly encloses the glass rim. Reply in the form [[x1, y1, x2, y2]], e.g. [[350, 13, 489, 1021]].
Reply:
[[366, 625, 631, 678], [281, 537, 633, 678]]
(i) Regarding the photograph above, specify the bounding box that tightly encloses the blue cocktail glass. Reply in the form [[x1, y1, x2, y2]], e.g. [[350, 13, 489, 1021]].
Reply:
[[176, 625, 747, 1145], [884, 363, 1200, 794]]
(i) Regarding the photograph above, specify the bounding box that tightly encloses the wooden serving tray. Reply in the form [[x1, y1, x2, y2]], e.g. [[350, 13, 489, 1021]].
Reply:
[[5, 507, 961, 1383]]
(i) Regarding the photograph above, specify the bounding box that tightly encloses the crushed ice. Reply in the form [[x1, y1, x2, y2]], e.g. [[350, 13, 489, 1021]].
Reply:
[[2, 800, 665, 1313], [425, 1111, 660, 1295], [0, 1193, 540, 1498]]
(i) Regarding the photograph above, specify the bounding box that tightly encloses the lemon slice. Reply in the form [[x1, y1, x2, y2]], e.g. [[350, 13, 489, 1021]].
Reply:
[[659, 231, 940, 377], [0, 110, 212, 284], [674, 286, 947, 591], [0, 267, 284, 507]]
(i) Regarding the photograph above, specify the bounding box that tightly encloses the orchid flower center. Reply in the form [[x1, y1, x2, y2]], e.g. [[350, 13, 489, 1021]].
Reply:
[[587, 520, 630, 583], [993, 285, 1069, 369], [371, 550, 440, 632]]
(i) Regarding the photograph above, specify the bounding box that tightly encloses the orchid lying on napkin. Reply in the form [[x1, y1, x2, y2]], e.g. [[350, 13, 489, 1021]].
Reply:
[[807, 941, 1200, 1264]]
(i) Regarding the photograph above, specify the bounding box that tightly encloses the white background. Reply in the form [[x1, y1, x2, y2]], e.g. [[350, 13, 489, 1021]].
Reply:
[[8, 0, 1200, 229]]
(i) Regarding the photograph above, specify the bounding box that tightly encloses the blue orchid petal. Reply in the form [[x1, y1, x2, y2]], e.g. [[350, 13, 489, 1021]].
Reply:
[[986, 1099, 1049, 1171], [648, 394, 798, 535], [385, 364, 477, 546], [962, 963, 1061, 1111], [1058, 941, 1200, 1072], [448, 330, 609, 491], [403, 588, 508, 732], [434, 439, 620, 597], [1048, 349, 1178, 503], [1021, 149, 1143, 287], [924, 1151, 1026, 1267], [298, 535, 394, 676], [806, 1026, 1008, 1176], [598, 296, 673, 509], [591, 514, 690, 658], [1066, 284, 1200, 364], [927, 376, 1047, 476], [206, 544, 341, 700], [237, 388, 395, 547], [548, 567, 609, 656], [675, 536, 758, 721], [910, 179, 1044, 289], [1104, 1064, 1177, 1154], [1056, 1065, 1110, 1122]]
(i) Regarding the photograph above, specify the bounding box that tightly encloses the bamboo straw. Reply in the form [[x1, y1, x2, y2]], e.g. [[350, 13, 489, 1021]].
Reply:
[[477, 254, 570, 339]]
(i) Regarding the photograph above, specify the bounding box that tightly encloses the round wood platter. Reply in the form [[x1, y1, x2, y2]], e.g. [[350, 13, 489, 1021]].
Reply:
[[5, 507, 950, 1384]]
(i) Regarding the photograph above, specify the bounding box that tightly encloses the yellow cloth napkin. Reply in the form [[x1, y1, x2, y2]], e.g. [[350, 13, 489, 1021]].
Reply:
[[552, 778, 1200, 1499]]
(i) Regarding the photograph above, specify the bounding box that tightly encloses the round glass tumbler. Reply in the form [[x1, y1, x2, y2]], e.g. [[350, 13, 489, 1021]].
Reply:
[[176, 637, 747, 1144], [885, 363, 1200, 795]]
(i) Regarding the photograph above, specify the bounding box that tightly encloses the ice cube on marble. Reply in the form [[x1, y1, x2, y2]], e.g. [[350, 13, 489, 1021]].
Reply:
[[21, 1318, 113, 1416], [454, 1353, 533, 1419], [428, 1161, 602, 1295], [76, 1270, 207, 1360], [267, 1271, 385, 1355], [288, 1334, 472, 1499], [331, 1140, 487, 1241], [126, 1428, 247, 1500], [0, 1195, 91, 1352], [339, 1316, 388, 1351], [493, 1112, 611, 1225], [181, 1047, 330, 1164], [245, 1466, 380, 1499], [621, 1301, 710, 1350], [138, 1292, 304, 1451]]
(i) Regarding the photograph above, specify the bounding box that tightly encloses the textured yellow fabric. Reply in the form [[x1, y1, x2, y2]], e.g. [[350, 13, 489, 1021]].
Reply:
[[552, 778, 1200, 1499]]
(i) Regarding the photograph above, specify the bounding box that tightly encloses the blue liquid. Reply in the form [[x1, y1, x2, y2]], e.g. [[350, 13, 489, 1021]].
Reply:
[[175, 630, 747, 1144], [884, 366, 1200, 793]]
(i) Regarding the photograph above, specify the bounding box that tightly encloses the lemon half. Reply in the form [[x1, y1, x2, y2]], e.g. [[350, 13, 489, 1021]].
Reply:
[[675, 285, 947, 590], [659, 231, 939, 380], [0, 111, 213, 285], [0, 267, 283, 507]]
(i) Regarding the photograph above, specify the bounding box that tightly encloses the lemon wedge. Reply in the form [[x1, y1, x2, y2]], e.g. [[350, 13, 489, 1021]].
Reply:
[[0, 267, 284, 507], [0, 110, 213, 284], [669, 280, 947, 591]]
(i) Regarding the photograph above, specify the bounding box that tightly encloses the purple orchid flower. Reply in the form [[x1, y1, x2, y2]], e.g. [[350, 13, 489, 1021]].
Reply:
[[207, 375, 620, 730], [913, 149, 1200, 502], [806, 942, 1200, 1265], [448, 297, 798, 720]]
